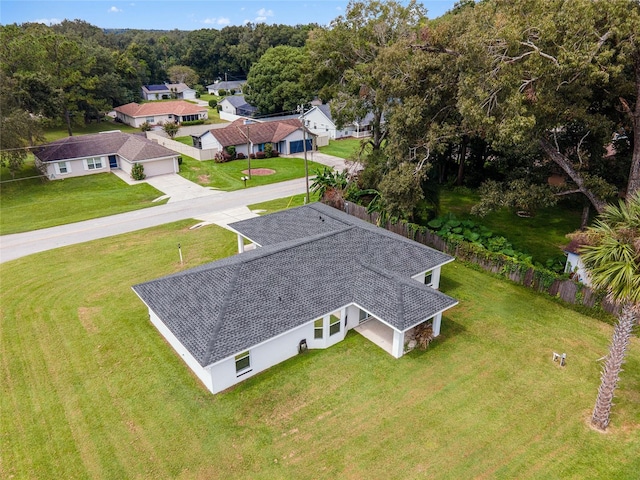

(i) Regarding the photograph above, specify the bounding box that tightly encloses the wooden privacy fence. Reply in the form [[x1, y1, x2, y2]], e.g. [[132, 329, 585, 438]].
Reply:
[[342, 202, 617, 315]]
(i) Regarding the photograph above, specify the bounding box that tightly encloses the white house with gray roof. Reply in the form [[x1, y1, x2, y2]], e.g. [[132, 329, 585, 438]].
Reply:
[[34, 131, 180, 180], [133, 203, 457, 394]]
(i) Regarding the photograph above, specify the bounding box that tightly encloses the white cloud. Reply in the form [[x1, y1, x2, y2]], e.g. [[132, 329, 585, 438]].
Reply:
[[203, 17, 231, 26], [34, 18, 61, 25], [255, 16, 267, 22], [256, 8, 274, 17], [108, 6, 122, 13]]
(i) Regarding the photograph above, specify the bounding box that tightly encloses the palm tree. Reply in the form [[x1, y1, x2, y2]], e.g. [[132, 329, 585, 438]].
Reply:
[[577, 193, 640, 431]]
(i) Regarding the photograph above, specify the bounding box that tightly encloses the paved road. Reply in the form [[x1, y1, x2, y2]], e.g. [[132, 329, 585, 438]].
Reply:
[[0, 178, 307, 263]]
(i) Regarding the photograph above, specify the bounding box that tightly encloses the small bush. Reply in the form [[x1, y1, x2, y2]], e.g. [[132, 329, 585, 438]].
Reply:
[[214, 152, 232, 163], [218, 89, 227, 96], [181, 120, 204, 126], [264, 143, 273, 158], [140, 121, 152, 132], [131, 163, 146, 180], [208, 99, 218, 108], [177, 156, 183, 165], [249, 153, 256, 159], [236, 152, 246, 159], [256, 151, 266, 159], [230, 89, 236, 95], [225, 145, 236, 158]]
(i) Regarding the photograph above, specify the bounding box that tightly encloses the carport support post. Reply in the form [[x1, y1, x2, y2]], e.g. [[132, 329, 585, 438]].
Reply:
[[392, 330, 405, 358], [432, 313, 442, 337], [237, 234, 245, 253]]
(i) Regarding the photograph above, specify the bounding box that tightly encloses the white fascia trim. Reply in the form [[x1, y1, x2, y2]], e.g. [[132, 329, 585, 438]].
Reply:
[[350, 302, 401, 334], [411, 257, 456, 280], [401, 301, 460, 334], [119, 155, 178, 165], [225, 229, 263, 248]]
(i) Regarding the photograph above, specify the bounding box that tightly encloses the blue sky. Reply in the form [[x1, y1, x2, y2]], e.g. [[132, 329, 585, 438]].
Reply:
[[0, 1, 458, 30]]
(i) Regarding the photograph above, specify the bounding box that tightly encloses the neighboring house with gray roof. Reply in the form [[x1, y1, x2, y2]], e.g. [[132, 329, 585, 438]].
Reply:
[[301, 104, 378, 140], [218, 95, 258, 119], [34, 131, 180, 180], [207, 80, 245, 95], [133, 203, 457, 394]]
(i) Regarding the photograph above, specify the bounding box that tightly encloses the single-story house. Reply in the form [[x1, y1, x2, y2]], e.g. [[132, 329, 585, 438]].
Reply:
[[564, 239, 591, 285], [141, 83, 197, 101], [133, 203, 458, 394], [192, 118, 314, 156], [207, 80, 246, 95], [114, 100, 208, 128], [301, 104, 378, 140], [34, 131, 180, 180], [218, 95, 257, 118]]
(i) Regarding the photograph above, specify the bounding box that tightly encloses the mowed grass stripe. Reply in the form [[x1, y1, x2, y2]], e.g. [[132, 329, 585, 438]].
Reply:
[[1, 221, 638, 479]]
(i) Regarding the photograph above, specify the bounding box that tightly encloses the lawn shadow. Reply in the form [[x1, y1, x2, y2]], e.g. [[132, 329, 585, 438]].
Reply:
[[407, 316, 466, 358]]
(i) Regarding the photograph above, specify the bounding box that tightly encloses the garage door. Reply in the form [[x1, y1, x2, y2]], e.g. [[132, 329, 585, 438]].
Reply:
[[289, 139, 313, 154]]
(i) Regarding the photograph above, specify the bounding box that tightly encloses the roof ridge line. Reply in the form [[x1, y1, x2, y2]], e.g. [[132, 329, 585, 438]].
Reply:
[[204, 267, 241, 365]]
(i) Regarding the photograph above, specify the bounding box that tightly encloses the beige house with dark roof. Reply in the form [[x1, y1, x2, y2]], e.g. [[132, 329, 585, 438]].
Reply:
[[114, 100, 208, 128], [34, 131, 180, 180]]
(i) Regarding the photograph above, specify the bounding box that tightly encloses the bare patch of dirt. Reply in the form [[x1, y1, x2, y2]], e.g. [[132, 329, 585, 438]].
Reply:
[[242, 168, 275, 176], [198, 174, 210, 183], [78, 307, 100, 334]]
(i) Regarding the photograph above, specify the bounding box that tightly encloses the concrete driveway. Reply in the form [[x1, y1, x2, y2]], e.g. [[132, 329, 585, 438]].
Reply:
[[113, 170, 221, 203], [285, 151, 361, 175]]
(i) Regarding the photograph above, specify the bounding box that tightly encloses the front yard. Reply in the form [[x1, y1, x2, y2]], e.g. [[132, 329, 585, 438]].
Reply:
[[179, 154, 324, 191], [1, 219, 637, 479], [0, 163, 164, 235]]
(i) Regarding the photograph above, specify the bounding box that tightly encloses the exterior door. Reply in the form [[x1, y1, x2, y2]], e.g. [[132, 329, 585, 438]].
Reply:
[[109, 155, 118, 169]]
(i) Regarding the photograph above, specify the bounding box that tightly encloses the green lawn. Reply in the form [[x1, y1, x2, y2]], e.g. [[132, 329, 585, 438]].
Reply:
[[439, 187, 584, 264], [318, 138, 363, 159], [0, 170, 165, 235], [248, 192, 320, 214], [44, 119, 140, 142], [1, 220, 638, 479], [173, 135, 193, 146], [179, 154, 324, 191]]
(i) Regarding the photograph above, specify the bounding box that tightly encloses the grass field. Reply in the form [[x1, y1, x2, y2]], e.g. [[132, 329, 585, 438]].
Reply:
[[318, 138, 364, 159], [248, 192, 321, 214], [0, 170, 165, 235], [1, 220, 638, 479], [179, 154, 324, 191], [440, 188, 584, 264]]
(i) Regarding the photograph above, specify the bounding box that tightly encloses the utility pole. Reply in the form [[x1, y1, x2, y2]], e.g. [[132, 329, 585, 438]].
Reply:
[[244, 120, 252, 179], [298, 104, 310, 204]]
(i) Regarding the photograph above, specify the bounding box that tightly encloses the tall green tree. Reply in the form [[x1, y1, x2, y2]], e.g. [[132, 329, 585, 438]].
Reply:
[[455, 0, 639, 213], [306, 0, 427, 151], [167, 65, 198, 85], [245, 46, 313, 114], [575, 194, 640, 431]]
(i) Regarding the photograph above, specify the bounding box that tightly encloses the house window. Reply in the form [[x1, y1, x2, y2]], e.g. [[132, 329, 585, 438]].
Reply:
[[314, 318, 323, 339], [182, 114, 198, 122], [235, 351, 251, 376], [145, 117, 155, 123], [424, 271, 433, 286], [57, 162, 70, 174], [86, 157, 103, 170], [329, 313, 341, 336], [359, 309, 369, 322]]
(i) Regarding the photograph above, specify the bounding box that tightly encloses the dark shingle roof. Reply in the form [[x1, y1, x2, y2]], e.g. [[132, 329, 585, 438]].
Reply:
[[204, 119, 307, 148], [133, 203, 456, 367], [33, 131, 177, 163]]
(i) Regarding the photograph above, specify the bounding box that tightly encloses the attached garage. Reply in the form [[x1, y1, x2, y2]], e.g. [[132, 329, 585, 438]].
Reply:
[[289, 139, 313, 154]]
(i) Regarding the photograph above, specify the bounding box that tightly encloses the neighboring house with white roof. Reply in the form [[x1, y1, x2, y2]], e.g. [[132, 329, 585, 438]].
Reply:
[[192, 118, 314, 156], [34, 131, 180, 180], [207, 80, 245, 95], [141, 83, 196, 100], [133, 203, 457, 394], [114, 100, 208, 128], [301, 104, 377, 140]]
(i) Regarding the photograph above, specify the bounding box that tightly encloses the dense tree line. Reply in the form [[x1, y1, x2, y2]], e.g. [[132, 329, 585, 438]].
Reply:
[[305, 0, 638, 226], [0, 20, 314, 175]]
